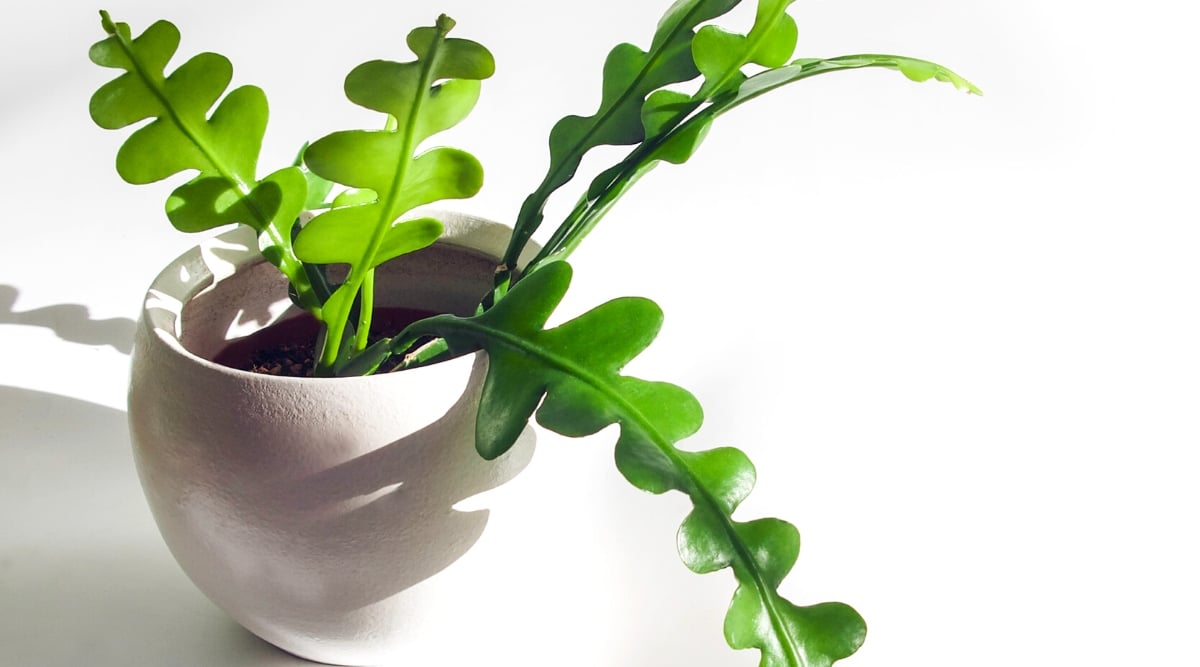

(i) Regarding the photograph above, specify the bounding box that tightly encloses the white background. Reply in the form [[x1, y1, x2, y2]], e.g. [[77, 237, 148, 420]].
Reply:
[[1, 1, 1196, 665]]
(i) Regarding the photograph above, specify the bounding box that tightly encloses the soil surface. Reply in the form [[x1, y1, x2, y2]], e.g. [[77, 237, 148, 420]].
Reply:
[[211, 307, 439, 377]]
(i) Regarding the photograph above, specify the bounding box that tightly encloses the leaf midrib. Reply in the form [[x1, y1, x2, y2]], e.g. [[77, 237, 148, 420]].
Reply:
[[105, 19, 316, 313], [431, 314, 806, 666], [320, 29, 450, 369], [108, 24, 258, 217]]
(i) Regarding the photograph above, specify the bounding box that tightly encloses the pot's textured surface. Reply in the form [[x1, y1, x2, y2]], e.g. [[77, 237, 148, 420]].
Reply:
[[128, 213, 535, 665]]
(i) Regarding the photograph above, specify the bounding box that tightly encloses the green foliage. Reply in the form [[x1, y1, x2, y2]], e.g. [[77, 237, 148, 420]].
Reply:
[[88, 12, 493, 373], [506, 0, 802, 273], [88, 11, 319, 311], [296, 15, 493, 372], [508, 0, 979, 277], [91, 4, 981, 662], [406, 261, 867, 666], [691, 0, 798, 98], [498, 0, 745, 283], [555, 53, 979, 268]]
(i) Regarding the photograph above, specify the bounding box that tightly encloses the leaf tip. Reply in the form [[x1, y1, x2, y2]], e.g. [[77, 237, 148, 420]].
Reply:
[[944, 70, 983, 97], [98, 9, 116, 34]]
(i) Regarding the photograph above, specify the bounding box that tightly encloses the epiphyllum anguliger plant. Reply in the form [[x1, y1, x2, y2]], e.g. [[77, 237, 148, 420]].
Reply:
[[90, 2, 978, 664]]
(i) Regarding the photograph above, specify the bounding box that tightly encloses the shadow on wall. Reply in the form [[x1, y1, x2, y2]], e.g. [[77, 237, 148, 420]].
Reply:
[[0, 284, 135, 354], [0, 386, 304, 666]]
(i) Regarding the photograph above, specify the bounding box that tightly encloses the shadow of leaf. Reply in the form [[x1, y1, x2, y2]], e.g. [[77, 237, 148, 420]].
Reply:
[[0, 285, 135, 354]]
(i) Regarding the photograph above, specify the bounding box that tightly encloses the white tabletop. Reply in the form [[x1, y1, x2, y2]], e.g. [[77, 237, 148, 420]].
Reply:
[[2, 1, 1197, 665]]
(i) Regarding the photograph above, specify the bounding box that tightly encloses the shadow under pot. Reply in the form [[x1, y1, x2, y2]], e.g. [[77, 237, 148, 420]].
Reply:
[[128, 212, 536, 666]]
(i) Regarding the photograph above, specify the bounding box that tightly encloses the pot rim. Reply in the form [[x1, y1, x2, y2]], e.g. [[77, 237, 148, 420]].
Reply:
[[138, 209, 531, 384]]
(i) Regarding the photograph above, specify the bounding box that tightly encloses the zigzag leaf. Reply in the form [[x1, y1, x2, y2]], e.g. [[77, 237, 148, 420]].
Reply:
[[90, 15, 290, 232], [693, 0, 798, 98], [501, 0, 742, 277], [515, 0, 802, 274], [586, 0, 798, 197], [295, 14, 492, 371], [645, 52, 983, 169], [88, 12, 317, 311], [535, 50, 980, 269], [406, 261, 866, 666]]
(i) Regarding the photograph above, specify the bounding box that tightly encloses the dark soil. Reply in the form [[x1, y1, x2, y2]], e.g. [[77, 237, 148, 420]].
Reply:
[[211, 307, 439, 377]]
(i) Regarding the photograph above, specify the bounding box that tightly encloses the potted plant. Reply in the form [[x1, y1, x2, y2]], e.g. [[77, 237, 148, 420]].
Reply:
[[89, 2, 978, 665]]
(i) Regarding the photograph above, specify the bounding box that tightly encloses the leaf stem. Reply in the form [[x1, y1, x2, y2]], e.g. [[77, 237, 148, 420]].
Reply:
[[354, 270, 375, 352]]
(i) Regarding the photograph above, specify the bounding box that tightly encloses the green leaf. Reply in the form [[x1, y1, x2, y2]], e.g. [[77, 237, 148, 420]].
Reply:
[[406, 261, 866, 666], [296, 211, 444, 266], [296, 15, 491, 372], [294, 144, 337, 210], [89, 20, 177, 126], [543, 0, 742, 188], [640, 89, 694, 138], [501, 0, 744, 275], [543, 51, 979, 271], [521, 0, 803, 274], [345, 69, 485, 145], [91, 19, 277, 227], [642, 52, 983, 172], [651, 115, 713, 165], [643, 53, 980, 168], [89, 12, 319, 312], [331, 188, 378, 208], [604, 0, 798, 182], [694, 0, 798, 98], [736, 53, 982, 104], [166, 166, 304, 237]]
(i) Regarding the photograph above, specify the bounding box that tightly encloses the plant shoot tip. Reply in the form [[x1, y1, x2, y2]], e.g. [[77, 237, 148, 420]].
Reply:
[[99, 9, 117, 33]]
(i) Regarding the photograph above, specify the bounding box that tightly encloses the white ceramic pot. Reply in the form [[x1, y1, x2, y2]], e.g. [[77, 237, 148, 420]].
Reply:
[[128, 212, 536, 665]]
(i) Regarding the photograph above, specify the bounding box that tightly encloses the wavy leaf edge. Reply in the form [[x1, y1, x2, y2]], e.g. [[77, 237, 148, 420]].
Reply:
[[406, 261, 867, 667]]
